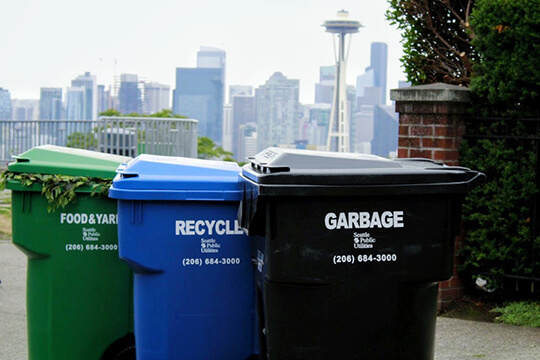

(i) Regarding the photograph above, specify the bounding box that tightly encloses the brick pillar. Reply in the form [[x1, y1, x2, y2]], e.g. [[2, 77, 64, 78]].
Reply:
[[390, 83, 470, 310]]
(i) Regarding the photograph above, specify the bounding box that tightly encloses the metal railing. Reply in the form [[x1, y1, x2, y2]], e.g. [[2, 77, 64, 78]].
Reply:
[[0, 117, 198, 165]]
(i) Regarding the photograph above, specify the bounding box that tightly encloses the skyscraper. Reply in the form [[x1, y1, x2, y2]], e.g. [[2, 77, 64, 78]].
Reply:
[[255, 72, 300, 151], [222, 103, 233, 152], [364, 42, 388, 104], [172, 47, 226, 144], [371, 105, 398, 158], [0, 88, 12, 119], [229, 85, 253, 103], [198, 46, 226, 105], [237, 122, 257, 162], [11, 99, 39, 121], [304, 104, 331, 147], [39, 88, 62, 120], [356, 69, 383, 107], [143, 82, 170, 114], [65, 87, 85, 120], [197, 46, 226, 69], [231, 94, 256, 157], [352, 42, 390, 154], [172, 64, 224, 144], [223, 85, 256, 158], [71, 72, 98, 120], [97, 84, 110, 114], [118, 74, 141, 114], [314, 66, 335, 104]]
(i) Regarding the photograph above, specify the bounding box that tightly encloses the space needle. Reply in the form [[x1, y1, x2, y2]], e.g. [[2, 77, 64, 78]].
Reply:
[[323, 10, 362, 153]]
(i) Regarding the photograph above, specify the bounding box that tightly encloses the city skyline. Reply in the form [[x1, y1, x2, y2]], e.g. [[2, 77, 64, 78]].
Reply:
[[1, 0, 405, 105]]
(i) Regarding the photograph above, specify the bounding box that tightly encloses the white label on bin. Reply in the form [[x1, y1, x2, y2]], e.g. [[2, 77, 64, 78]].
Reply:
[[324, 211, 404, 230], [353, 232, 376, 249], [60, 213, 118, 225], [82, 227, 101, 241], [201, 238, 221, 253], [175, 220, 243, 236]]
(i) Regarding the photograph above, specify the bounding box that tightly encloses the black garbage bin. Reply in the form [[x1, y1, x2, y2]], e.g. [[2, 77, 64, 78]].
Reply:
[[239, 148, 484, 360]]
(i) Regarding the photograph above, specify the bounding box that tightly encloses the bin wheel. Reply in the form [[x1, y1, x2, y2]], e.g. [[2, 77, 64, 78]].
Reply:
[[111, 345, 136, 360], [100, 333, 136, 360]]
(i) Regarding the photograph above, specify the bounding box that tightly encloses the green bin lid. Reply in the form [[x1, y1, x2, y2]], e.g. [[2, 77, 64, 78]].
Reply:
[[7, 145, 131, 179]]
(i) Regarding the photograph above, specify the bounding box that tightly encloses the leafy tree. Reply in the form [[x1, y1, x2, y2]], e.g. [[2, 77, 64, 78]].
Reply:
[[99, 109, 121, 117], [66, 132, 97, 150], [149, 109, 187, 119], [99, 108, 187, 119], [469, 0, 540, 117], [386, 0, 477, 85], [197, 136, 235, 161]]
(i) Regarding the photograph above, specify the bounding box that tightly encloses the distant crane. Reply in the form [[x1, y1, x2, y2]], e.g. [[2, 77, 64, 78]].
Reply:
[[323, 10, 362, 152]]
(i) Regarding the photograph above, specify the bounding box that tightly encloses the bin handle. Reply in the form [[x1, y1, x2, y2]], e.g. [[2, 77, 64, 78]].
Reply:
[[116, 164, 139, 179], [466, 171, 486, 190], [250, 162, 290, 174], [116, 163, 128, 172]]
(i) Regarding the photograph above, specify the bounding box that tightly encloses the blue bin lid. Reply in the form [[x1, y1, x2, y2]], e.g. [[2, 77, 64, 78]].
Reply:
[[109, 154, 243, 201]]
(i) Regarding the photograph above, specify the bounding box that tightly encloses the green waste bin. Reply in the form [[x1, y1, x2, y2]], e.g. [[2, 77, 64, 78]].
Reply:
[[5, 145, 135, 360]]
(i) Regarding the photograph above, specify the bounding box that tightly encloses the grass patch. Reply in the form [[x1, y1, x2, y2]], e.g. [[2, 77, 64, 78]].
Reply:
[[491, 301, 540, 327]]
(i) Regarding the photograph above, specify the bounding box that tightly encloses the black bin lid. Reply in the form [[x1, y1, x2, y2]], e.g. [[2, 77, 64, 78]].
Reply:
[[241, 148, 485, 196]]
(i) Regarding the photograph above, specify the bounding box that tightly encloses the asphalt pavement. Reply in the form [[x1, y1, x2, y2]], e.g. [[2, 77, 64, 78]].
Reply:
[[1, 240, 539, 360]]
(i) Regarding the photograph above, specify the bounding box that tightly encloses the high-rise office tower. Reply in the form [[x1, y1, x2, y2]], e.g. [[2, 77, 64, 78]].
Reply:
[[71, 72, 98, 120], [255, 72, 300, 151], [323, 10, 361, 152], [229, 85, 252, 103], [0, 88, 12, 119], [232, 95, 257, 155], [197, 46, 226, 69], [303, 104, 332, 147], [11, 99, 39, 120], [65, 87, 85, 120], [237, 122, 257, 162], [118, 74, 141, 114], [143, 82, 170, 114], [223, 85, 255, 158], [172, 47, 225, 144], [39, 88, 62, 120], [222, 103, 233, 152], [198, 46, 226, 106], [39, 87, 63, 141], [314, 66, 336, 104], [65, 86, 92, 136], [97, 84, 111, 114], [172, 67, 224, 143], [364, 42, 388, 104], [371, 105, 398, 158], [352, 42, 390, 154]]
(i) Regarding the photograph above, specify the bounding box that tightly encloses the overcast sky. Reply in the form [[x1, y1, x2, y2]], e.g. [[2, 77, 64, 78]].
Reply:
[[1, 0, 406, 105]]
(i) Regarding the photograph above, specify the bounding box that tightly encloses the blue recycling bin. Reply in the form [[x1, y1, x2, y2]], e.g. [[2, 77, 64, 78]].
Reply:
[[109, 155, 257, 360]]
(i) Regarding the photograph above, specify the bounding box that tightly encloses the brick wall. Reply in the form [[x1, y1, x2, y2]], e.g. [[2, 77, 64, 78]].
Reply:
[[390, 83, 470, 310], [396, 102, 467, 166]]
